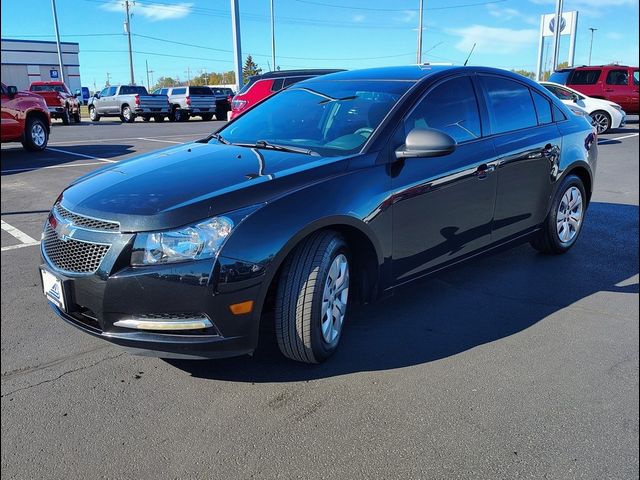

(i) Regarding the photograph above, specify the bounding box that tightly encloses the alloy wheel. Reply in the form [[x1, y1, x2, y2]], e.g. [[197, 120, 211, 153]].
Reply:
[[31, 123, 46, 147], [590, 112, 610, 134], [321, 254, 349, 345], [556, 186, 583, 243]]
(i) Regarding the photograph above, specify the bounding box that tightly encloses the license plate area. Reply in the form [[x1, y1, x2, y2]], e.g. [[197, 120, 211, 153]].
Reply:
[[41, 268, 66, 311]]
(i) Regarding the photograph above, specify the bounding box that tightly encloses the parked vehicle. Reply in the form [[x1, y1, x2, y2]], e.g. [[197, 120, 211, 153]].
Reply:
[[88, 85, 169, 123], [1, 83, 51, 151], [230, 69, 344, 119], [28, 81, 81, 125], [549, 65, 639, 114], [40, 66, 597, 363], [210, 86, 235, 115], [152, 86, 223, 122], [541, 81, 626, 133], [80, 87, 90, 105]]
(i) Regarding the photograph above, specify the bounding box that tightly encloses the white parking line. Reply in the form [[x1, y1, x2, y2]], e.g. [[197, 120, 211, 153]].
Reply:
[[1, 161, 106, 174], [137, 137, 184, 144], [610, 133, 639, 141], [46, 147, 118, 163], [48, 133, 204, 146], [1, 219, 40, 252]]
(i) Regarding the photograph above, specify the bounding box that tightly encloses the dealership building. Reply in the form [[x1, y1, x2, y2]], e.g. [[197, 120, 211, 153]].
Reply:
[[1, 38, 82, 91]]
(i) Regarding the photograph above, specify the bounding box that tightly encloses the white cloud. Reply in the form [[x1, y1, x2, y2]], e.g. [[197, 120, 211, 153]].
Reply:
[[487, 5, 539, 26], [352, 14, 366, 23], [101, 1, 193, 21], [449, 25, 539, 55]]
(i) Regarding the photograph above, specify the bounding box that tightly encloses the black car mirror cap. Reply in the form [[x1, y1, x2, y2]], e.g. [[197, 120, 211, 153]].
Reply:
[[395, 128, 457, 159], [7, 85, 18, 97]]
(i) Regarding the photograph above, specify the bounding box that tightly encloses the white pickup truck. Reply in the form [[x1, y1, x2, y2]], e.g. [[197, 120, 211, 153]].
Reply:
[[154, 86, 228, 122], [88, 85, 169, 123]]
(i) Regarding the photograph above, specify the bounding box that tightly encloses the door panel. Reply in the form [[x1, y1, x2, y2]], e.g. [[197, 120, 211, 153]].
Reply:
[[604, 69, 632, 111], [491, 124, 561, 242], [0, 91, 21, 140], [391, 140, 499, 283]]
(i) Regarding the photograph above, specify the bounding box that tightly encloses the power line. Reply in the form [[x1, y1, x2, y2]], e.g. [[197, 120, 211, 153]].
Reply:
[[291, 0, 508, 11]]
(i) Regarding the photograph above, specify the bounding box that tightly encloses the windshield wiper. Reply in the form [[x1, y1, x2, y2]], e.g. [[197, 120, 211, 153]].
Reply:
[[197, 132, 230, 144], [235, 140, 320, 156]]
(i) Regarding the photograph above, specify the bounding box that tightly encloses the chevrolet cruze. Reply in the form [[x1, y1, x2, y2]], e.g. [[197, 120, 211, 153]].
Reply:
[[40, 66, 597, 363]]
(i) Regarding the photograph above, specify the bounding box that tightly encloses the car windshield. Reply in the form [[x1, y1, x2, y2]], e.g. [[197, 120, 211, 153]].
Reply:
[[217, 80, 413, 156], [31, 85, 67, 93]]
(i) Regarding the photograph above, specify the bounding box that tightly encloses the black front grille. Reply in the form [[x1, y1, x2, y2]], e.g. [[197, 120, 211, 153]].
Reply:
[[43, 224, 110, 274], [54, 203, 119, 232]]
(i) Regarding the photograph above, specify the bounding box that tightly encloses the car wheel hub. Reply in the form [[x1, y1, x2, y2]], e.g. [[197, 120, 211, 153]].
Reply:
[[591, 113, 609, 133], [556, 186, 583, 243], [321, 254, 349, 344], [31, 124, 45, 146]]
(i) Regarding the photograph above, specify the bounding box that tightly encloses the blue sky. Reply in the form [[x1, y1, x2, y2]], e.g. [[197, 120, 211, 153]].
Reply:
[[1, 0, 638, 88]]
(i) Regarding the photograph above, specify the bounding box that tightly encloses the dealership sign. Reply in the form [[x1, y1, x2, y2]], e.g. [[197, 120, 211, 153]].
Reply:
[[50, 69, 59, 79], [535, 10, 579, 80]]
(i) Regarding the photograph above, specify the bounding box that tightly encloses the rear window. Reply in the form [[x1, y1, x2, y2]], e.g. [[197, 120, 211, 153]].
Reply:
[[605, 69, 629, 85], [271, 78, 284, 92], [283, 76, 312, 88], [480, 75, 538, 134], [569, 69, 601, 85], [30, 84, 67, 93], [120, 85, 149, 95], [548, 70, 572, 84], [189, 86, 213, 95], [172, 88, 186, 95]]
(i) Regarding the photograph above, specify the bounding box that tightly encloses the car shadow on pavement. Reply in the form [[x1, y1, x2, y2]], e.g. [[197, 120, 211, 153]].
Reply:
[[167, 202, 639, 382], [0, 144, 136, 176]]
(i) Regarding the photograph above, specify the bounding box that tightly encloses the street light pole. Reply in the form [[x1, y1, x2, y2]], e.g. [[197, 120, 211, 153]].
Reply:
[[50, 0, 65, 84], [416, 0, 424, 64], [270, 0, 276, 71], [124, 0, 135, 85], [230, 0, 243, 92], [588, 27, 597, 66]]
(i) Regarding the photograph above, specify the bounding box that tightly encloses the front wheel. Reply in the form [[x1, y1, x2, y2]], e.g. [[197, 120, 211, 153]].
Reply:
[[201, 113, 214, 121], [21, 116, 48, 151], [61, 107, 71, 125], [530, 174, 587, 254], [590, 110, 611, 134], [89, 106, 100, 122], [275, 231, 350, 363], [73, 110, 81, 123]]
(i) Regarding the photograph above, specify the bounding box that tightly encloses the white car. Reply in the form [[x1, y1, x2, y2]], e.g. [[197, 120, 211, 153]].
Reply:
[[540, 81, 626, 134]]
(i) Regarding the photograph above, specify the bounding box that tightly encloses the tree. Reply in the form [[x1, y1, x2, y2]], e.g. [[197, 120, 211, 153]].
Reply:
[[152, 76, 177, 90], [511, 69, 536, 79], [243, 55, 262, 84]]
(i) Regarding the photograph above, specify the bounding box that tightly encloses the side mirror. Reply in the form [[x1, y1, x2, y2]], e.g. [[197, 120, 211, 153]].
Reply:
[[94, 93, 100, 98], [395, 128, 457, 159], [7, 85, 18, 97], [571, 93, 579, 103]]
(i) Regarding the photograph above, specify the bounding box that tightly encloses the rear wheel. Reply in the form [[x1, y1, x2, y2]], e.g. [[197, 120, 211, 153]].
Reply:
[[21, 116, 48, 151], [61, 107, 71, 125], [590, 110, 611, 134], [154, 115, 165, 122], [530, 174, 586, 254], [275, 231, 350, 363], [201, 113, 214, 121], [142, 116, 151, 122], [173, 107, 188, 122], [120, 105, 135, 123], [89, 106, 100, 122], [215, 108, 227, 121], [73, 110, 81, 123]]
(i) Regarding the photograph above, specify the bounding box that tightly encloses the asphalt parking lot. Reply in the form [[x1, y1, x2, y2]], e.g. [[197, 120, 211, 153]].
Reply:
[[1, 117, 638, 479]]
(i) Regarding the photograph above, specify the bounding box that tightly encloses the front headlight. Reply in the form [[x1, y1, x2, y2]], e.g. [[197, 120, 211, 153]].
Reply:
[[130, 205, 262, 266], [611, 104, 623, 111]]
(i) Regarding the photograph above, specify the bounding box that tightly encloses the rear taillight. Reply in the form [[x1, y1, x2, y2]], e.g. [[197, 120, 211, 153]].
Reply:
[[231, 99, 247, 111], [227, 95, 232, 104], [186, 96, 191, 106], [134, 94, 140, 106]]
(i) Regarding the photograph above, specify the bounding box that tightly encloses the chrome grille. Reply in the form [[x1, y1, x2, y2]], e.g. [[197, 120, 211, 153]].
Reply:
[[54, 203, 120, 232], [42, 224, 110, 274]]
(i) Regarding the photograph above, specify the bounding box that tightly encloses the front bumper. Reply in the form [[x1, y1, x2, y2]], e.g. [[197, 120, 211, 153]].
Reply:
[[48, 106, 65, 117]]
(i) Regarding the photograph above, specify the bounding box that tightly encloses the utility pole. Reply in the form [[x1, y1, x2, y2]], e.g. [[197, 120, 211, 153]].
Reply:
[[146, 60, 150, 89], [230, 0, 243, 92], [106, 72, 111, 86], [124, 0, 135, 85], [50, 0, 65, 84], [270, 0, 276, 71], [185, 67, 191, 85], [416, 0, 424, 64], [588, 27, 597, 65], [551, 0, 563, 71]]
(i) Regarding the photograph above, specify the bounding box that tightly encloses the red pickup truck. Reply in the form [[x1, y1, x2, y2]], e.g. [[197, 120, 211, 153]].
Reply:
[[1, 83, 51, 151], [29, 81, 81, 124]]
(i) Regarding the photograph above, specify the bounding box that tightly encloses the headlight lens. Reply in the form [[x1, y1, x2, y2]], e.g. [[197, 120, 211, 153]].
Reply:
[[131, 216, 234, 265], [611, 104, 623, 111]]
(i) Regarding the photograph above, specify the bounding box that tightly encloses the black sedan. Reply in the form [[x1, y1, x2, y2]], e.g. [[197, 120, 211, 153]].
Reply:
[[40, 66, 597, 363]]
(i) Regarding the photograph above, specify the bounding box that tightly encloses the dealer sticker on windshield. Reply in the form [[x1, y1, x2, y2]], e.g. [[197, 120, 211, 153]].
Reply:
[[41, 268, 66, 311]]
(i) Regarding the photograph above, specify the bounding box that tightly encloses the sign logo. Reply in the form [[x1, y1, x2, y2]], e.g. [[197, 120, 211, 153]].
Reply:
[[54, 217, 75, 241], [549, 16, 566, 34], [50, 69, 59, 79]]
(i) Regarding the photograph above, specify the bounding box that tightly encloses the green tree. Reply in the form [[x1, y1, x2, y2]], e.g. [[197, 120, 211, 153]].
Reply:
[[511, 69, 536, 79], [242, 55, 262, 84], [152, 76, 176, 90]]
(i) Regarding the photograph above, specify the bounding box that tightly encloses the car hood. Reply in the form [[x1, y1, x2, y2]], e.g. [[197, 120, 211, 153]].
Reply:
[[60, 141, 350, 231]]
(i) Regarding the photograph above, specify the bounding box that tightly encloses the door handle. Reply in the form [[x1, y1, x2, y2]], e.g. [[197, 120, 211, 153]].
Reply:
[[604, 88, 614, 92], [475, 163, 495, 179]]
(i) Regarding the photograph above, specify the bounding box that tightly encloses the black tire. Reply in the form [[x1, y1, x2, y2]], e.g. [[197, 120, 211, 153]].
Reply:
[[89, 106, 100, 122], [215, 108, 227, 121], [21, 116, 48, 152], [590, 110, 611, 134], [530, 174, 587, 254], [73, 110, 81, 123], [120, 105, 135, 123], [173, 107, 189, 122], [201, 113, 214, 121], [142, 116, 151, 122], [275, 231, 351, 363], [154, 115, 165, 122], [61, 107, 71, 125]]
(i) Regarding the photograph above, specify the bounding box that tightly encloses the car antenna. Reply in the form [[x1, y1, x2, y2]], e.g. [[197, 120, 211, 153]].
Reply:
[[463, 43, 476, 66]]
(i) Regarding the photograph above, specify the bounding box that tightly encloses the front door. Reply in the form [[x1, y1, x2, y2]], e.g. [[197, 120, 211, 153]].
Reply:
[[391, 75, 498, 285], [0, 85, 21, 140]]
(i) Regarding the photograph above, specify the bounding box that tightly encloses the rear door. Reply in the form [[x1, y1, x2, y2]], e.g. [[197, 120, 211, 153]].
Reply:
[[604, 68, 633, 111], [391, 74, 499, 284], [478, 75, 560, 242]]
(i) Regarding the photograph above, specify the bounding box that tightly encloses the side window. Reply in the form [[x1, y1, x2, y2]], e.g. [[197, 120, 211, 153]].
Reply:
[[633, 70, 639, 85], [552, 104, 567, 122], [283, 76, 311, 88], [480, 76, 538, 134], [107, 86, 117, 96], [100, 88, 109, 97], [606, 69, 629, 86], [405, 76, 482, 143], [569, 69, 601, 85], [531, 90, 553, 125], [271, 78, 284, 92], [173, 88, 186, 95], [160, 88, 168, 95]]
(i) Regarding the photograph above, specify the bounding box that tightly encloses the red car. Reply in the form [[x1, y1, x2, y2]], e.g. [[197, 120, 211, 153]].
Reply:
[[29, 81, 81, 125], [230, 69, 344, 119], [1, 83, 51, 151], [549, 65, 639, 114]]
